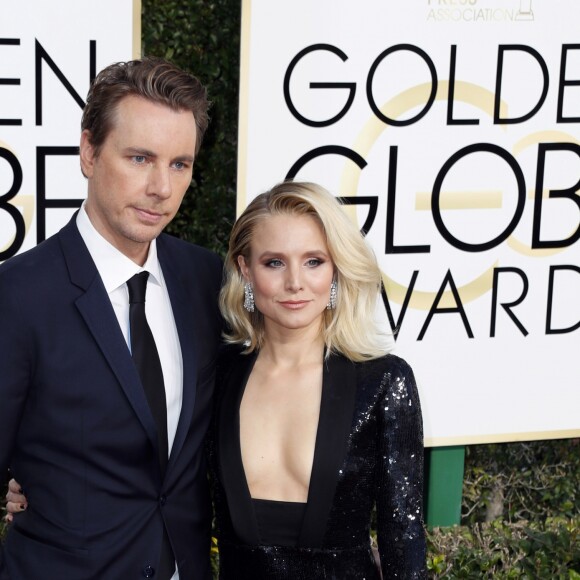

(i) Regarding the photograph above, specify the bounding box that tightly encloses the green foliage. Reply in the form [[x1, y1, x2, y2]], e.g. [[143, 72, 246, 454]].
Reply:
[[424, 439, 580, 579], [0, 505, 7, 539], [210, 536, 220, 578], [462, 439, 580, 524], [142, 0, 241, 255], [427, 518, 580, 579]]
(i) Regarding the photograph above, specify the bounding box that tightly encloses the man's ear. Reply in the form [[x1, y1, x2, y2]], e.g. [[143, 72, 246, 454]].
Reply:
[[79, 130, 96, 178], [237, 255, 250, 281]]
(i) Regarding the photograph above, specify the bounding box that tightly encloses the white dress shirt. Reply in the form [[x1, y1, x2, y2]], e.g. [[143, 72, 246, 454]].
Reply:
[[77, 204, 182, 578]]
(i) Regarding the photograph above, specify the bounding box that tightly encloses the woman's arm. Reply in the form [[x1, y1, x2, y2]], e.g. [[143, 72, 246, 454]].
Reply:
[[375, 356, 427, 579]]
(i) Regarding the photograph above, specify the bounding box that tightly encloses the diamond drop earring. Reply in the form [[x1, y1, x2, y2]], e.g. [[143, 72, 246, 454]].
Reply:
[[327, 279, 337, 310], [243, 282, 255, 312]]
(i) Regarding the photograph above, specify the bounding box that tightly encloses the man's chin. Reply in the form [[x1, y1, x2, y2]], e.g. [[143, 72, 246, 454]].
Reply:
[[128, 223, 167, 243]]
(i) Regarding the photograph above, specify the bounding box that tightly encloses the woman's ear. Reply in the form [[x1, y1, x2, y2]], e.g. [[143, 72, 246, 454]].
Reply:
[[237, 255, 250, 281]]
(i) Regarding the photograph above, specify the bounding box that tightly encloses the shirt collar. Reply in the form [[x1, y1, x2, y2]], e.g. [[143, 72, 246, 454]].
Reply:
[[76, 203, 162, 293]]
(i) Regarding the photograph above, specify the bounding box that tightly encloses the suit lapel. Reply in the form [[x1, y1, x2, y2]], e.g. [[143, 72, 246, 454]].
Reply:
[[59, 215, 160, 460], [218, 350, 261, 545], [157, 239, 198, 467], [299, 353, 357, 547]]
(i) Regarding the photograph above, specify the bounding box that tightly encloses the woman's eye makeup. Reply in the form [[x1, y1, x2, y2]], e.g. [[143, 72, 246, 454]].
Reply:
[[265, 258, 284, 267]]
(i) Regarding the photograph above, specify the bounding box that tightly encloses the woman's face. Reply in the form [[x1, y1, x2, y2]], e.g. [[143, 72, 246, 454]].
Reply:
[[238, 213, 335, 337]]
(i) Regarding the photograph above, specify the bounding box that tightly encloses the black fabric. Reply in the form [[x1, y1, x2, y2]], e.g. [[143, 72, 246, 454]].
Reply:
[[252, 499, 306, 547], [127, 272, 174, 580], [209, 346, 426, 579], [127, 271, 168, 473], [217, 540, 380, 580], [300, 355, 357, 547]]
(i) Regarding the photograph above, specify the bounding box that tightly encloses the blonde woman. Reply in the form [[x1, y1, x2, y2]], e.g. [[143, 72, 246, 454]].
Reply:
[[210, 181, 426, 578]]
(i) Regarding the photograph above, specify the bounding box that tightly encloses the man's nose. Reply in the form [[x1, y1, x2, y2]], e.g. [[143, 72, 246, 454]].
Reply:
[[148, 165, 172, 198]]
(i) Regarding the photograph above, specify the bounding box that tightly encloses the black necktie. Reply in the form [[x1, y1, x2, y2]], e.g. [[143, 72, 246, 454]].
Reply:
[[127, 272, 175, 580], [127, 271, 169, 473]]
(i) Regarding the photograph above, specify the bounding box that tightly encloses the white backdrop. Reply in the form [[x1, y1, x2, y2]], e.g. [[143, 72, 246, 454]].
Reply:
[[237, 0, 580, 446], [0, 0, 140, 260]]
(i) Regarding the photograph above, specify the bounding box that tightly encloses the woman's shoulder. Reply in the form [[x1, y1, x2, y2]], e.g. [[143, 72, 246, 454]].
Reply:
[[352, 353, 419, 402], [216, 343, 246, 373], [216, 343, 259, 382], [355, 352, 414, 379], [217, 342, 246, 363]]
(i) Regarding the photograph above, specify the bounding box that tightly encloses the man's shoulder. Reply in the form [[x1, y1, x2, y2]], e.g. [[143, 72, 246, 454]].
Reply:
[[0, 234, 62, 281]]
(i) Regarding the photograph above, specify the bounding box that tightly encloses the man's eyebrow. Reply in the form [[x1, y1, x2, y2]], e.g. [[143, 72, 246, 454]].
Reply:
[[124, 147, 156, 157], [174, 154, 195, 163], [123, 148, 195, 163]]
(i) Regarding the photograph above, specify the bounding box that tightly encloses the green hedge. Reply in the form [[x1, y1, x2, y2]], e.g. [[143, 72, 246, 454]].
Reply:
[[462, 440, 579, 525], [428, 518, 579, 579], [142, 0, 240, 255], [448, 439, 580, 578]]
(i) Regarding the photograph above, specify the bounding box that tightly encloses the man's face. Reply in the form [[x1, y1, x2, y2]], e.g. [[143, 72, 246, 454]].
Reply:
[[81, 94, 197, 264]]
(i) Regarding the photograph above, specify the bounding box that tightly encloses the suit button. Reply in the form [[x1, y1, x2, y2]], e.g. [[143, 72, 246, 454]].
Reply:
[[143, 565, 155, 577], [159, 495, 167, 506]]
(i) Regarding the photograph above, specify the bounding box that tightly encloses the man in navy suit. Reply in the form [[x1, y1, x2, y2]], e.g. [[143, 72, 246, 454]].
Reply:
[[0, 57, 222, 579]]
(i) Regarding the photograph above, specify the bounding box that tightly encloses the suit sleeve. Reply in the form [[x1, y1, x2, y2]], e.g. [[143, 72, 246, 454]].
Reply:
[[375, 357, 427, 579], [0, 274, 32, 575]]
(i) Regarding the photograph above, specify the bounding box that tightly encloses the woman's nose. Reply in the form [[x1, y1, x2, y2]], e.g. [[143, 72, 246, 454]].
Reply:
[[285, 266, 303, 292]]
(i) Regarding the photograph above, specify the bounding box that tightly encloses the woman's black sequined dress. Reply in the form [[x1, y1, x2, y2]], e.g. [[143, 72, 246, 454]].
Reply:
[[208, 346, 426, 579]]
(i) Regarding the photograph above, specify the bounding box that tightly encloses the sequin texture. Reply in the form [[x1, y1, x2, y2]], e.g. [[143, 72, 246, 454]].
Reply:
[[208, 350, 426, 579]]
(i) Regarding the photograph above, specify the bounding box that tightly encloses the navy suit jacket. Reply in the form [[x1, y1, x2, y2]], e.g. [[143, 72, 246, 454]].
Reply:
[[0, 214, 223, 579]]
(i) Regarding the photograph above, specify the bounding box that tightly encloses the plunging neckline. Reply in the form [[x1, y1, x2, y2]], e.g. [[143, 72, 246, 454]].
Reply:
[[237, 352, 324, 507], [217, 349, 358, 548]]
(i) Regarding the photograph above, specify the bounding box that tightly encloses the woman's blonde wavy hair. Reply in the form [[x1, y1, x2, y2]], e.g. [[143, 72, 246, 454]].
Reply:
[[219, 181, 390, 361]]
